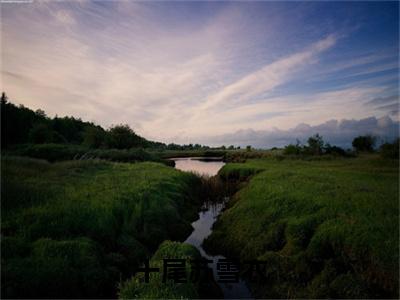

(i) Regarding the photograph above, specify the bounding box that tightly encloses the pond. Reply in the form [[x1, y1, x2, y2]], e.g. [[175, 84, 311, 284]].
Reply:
[[171, 157, 252, 299]]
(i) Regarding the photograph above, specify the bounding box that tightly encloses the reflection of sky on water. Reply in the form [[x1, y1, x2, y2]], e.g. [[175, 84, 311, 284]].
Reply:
[[173, 157, 225, 177], [173, 157, 252, 298]]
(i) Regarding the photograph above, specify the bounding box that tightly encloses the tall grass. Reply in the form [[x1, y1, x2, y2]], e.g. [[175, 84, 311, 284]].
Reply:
[[204, 154, 399, 298], [2, 156, 202, 298]]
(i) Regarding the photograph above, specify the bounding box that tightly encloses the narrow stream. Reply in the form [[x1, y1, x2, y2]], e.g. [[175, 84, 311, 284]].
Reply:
[[172, 157, 252, 299]]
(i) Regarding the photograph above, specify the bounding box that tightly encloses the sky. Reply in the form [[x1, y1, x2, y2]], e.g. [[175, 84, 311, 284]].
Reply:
[[2, 0, 399, 148]]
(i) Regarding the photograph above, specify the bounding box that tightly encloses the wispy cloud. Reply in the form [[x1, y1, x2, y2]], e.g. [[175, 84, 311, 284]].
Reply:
[[2, 1, 399, 145], [198, 35, 337, 111]]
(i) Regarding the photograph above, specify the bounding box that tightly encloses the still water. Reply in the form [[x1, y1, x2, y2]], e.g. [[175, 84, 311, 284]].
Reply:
[[171, 157, 252, 299]]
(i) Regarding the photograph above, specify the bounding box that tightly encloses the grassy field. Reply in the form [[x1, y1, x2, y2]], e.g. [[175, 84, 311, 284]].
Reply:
[[204, 154, 399, 298], [2, 156, 203, 298]]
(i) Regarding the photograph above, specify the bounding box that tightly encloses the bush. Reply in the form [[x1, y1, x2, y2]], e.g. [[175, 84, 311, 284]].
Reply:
[[2, 158, 203, 298], [352, 135, 376, 152], [28, 123, 66, 144], [380, 139, 399, 159], [83, 126, 106, 148], [284, 144, 302, 155], [324, 144, 346, 156], [107, 124, 145, 149]]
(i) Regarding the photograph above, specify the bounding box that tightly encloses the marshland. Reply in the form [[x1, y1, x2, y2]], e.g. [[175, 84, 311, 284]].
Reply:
[[2, 1, 399, 299]]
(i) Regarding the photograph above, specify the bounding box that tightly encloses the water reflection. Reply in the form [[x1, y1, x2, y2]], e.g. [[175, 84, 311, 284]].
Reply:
[[171, 157, 252, 299], [173, 157, 225, 176]]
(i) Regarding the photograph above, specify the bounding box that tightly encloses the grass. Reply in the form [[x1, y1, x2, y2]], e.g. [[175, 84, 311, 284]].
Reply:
[[204, 154, 399, 298], [5, 143, 174, 166], [2, 156, 203, 298], [119, 240, 201, 299]]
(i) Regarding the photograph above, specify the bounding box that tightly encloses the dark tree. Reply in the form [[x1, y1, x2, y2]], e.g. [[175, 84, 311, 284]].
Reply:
[[306, 133, 324, 155], [83, 126, 106, 148], [379, 138, 399, 159], [28, 123, 65, 144], [1, 92, 8, 104], [352, 135, 376, 152], [107, 124, 144, 149]]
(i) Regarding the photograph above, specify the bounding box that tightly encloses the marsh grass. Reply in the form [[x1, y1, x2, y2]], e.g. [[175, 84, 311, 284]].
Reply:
[[118, 240, 201, 299], [2, 156, 203, 298], [204, 154, 399, 298]]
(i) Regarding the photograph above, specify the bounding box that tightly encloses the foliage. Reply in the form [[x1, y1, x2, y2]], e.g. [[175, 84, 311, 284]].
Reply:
[[380, 138, 399, 159], [324, 143, 347, 156], [204, 155, 399, 298], [352, 135, 376, 152], [283, 134, 349, 157], [119, 241, 201, 299], [28, 123, 66, 144], [82, 125, 106, 148], [306, 133, 324, 155], [2, 157, 203, 298], [284, 139, 302, 155], [1, 93, 214, 152], [106, 124, 145, 149]]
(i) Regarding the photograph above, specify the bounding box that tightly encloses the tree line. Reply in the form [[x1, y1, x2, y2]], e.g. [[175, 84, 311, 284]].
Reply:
[[284, 133, 399, 158], [0, 93, 211, 151]]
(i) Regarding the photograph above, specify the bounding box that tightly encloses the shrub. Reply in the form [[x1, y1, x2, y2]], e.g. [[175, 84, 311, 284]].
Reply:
[[107, 124, 145, 149], [284, 144, 302, 155], [352, 135, 376, 152], [380, 138, 399, 159]]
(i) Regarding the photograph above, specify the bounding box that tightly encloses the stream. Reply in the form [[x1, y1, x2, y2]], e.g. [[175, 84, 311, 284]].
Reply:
[[171, 157, 252, 299]]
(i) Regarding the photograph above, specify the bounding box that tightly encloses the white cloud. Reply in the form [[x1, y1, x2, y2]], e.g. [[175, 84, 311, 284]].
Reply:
[[194, 115, 399, 149], [198, 35, 337, 111], [1, 2, 398, 146]]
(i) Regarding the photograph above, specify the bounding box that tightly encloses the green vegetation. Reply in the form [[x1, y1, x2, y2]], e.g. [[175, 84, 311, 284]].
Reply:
[[1, 93, 214, 152], [352, 135, 376, 152], [2, 156, 203, 298], [379, 138, 399, 159], [2, 93, 398, 299], [119, 241, 201, 299], [283, 134, 351, 157], [6, 143, 176, 166], [204, 154, 399, 298]]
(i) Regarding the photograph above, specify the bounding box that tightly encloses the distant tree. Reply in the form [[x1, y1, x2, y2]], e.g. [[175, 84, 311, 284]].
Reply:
[[246, 145, 252, 152], [35, 109, 47, 119], [83, 126, 106, 148], [1, 96, 48, 147], [352, 135, 376, 152], [228, 145, 235, 150], [284, 144, 301, 155], [107, 124, 143, 149], [379, 138, 399, 159], [324, 143, 346, 156], [1, 92, 8, 104], [306, 133, 324, 155], [28, 123, 65, 144]]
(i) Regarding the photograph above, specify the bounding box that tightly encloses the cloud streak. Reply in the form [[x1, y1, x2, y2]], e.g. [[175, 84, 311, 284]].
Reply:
[[2, 1, 399, 145]]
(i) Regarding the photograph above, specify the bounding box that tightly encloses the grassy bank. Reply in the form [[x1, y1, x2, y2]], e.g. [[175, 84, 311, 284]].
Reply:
[[204, 154, 399, 298], [5, 143, 175, 166], [119, 241, 201, 299], [2, 156, 202, 298]]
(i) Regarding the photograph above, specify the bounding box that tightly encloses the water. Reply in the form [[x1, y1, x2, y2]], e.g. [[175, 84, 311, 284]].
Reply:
[[171, 157, 252, 299], [172, 157, 225, 177]]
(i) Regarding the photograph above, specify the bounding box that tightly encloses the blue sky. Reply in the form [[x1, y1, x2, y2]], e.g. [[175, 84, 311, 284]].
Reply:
[[2, 1, 399, 147]]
